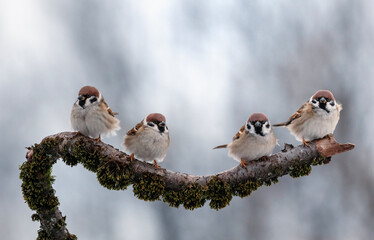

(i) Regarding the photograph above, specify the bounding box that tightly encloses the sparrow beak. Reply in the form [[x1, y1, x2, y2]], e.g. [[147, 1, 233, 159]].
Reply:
[[78, 95, 85, 101], [254, 121, 262, 128], [319, 97, 327, 104]]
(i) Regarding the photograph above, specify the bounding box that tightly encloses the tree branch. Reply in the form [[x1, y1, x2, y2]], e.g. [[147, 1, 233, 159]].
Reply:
[[20, 132, 354, 239]]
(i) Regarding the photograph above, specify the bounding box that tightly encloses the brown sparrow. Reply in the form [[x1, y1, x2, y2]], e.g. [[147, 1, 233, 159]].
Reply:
[[273, 90, 342, 145], [70, 86, 120, 139], [214, 113, 277, 167], [123, 113, 170, 168]]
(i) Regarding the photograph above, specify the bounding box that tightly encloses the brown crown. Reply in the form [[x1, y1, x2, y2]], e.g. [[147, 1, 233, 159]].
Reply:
[[78, 86, 100, 97], [248, 113, 268, 122], [146, 113, 166, 122], [312, 90, 335, 101]]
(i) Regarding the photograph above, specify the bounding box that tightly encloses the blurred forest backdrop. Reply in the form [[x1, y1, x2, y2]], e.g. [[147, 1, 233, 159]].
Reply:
[[1, 0, 373, 239]]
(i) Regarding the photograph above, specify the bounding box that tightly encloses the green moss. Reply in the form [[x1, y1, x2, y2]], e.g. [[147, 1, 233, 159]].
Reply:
[[20, 139, 61, 211], [61, 145, 78, 167], [207, 176, 232, 210], [68, 139, 103, 172], [56, 217, 67, 228], [231, 179, 262, 198], [37, 230, 53, 240], [163, 184, 207, 210], [97, 160, 133, 190], [311, 157, 329, 166], [66, 233, 78, 240], [271, 166, 283, 176], [37, 229, 77, 240], [133, 173, 165, 201], [180, 183, 206, 210], [263, 179, 272, 186], [289, 161, 312, 178], [31, 214, 41, 222], [163, 190, 181, 208], [270, 177, 279, 184]]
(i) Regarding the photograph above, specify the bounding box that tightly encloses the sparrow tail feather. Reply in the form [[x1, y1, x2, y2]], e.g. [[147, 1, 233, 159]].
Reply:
[[272, 122, 287, 127], [213, 144, 227, 149]]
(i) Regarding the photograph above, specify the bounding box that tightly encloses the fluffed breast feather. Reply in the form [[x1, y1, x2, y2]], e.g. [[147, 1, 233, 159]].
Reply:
[[126, 121, 144, 136]]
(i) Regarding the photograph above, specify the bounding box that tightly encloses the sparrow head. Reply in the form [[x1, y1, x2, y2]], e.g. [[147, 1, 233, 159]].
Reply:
[[76, 86, 102, 109], [245, 113, 272, 137], [144, 113, 168, 134], [309, 90, 336, 114]]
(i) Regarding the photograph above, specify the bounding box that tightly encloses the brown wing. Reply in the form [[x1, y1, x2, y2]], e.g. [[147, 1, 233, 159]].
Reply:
[[232, 124, 246, 141], [127, 121, 144, 136], [273, 101, 309, 127], [285, 102, 309, 125], [102, 98, 118, 117]]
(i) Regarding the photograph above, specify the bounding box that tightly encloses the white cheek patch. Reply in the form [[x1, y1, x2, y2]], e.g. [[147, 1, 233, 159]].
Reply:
[[247, 123, 256, 135], [309, 99, 319, 108], [83, 96, 99, 108], [325, 101, 336, 112], [262, 122, 272, 135]]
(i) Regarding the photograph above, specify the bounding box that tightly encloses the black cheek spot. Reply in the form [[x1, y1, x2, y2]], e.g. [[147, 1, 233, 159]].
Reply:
[[79, 100, 86, 107], [247, 124, 251, 130], [90, 97, 97, 103], [266, 124, 270, 128], [312, 99, 317, 104], [330, 101, 335, 106], [147, 122, 155, 127]]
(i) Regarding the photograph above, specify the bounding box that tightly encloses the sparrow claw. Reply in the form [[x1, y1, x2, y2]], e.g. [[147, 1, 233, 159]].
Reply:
[[326, 133, 333, 139], [259, 155, 269, 161], [153, 160, 160, 169], [129, 153, 135, 162], [240, 159, 247, 168], [95, 135, 102, 142], [302, 137, 311, 147]]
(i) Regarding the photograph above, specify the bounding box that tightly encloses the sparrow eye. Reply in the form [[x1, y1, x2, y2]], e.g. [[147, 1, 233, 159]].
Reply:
[[78, 95, 85, 101], [147, 122, 155, 127]]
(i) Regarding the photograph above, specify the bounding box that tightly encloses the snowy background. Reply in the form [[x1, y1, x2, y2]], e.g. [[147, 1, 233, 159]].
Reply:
[[1, 0, 373, 239]]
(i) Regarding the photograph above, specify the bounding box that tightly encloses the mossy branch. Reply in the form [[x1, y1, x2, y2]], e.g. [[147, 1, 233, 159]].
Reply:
[[20, 132, 354, 239]]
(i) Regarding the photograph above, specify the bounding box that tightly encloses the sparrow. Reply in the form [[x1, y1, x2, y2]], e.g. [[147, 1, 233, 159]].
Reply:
[[273, 90, 342, 145], [70, 86, 120, 140], [123, 113, 170, 168], [214, 113, 277, 167]]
